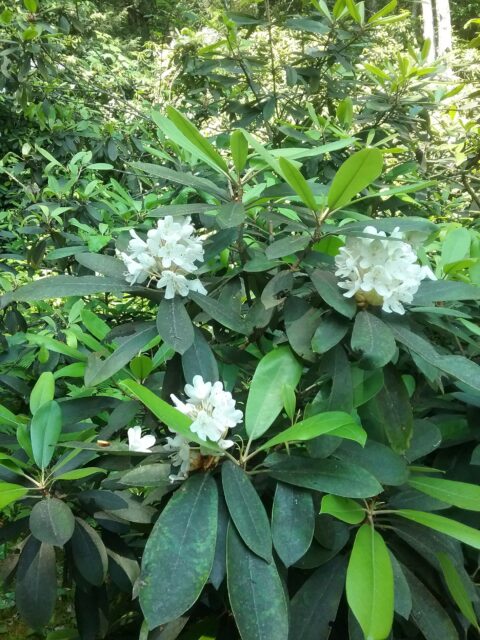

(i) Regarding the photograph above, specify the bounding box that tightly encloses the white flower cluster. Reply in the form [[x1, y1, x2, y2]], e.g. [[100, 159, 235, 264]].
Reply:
[[166, 375, 243, 481], [334, 226, 436, 315], [118, 216, 207, 299]]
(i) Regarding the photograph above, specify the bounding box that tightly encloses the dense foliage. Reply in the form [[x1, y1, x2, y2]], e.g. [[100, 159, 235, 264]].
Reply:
[[1, 0, 480, 639]]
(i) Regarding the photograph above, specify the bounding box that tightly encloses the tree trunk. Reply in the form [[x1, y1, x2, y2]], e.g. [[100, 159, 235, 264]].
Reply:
[[435, 0, 452, 55], [421, 0, 436, 62]]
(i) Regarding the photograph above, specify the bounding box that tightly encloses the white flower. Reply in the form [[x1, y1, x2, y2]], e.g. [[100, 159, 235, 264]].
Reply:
[[163, 434, 200, 482], [127, 426, 156, 453], [117, 216, 206, 298], [334, 226, 436, 314], [171, 375, 242, 446]]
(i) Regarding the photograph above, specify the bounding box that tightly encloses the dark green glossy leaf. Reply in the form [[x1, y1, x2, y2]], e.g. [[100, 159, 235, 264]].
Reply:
[[156, 298, 194, 355], [335, 440, 409, 486], [402, 565, 458, 640], [289, 556, 347, 640], [222, 461, 271, 562], [310, 270, 356, 318], [85, 324, 157, 386], [140, 474, 218, 629], [189, 291, 250, 335], [311, 312, 350, 354], [351, 311, 396, 369], [362, 365, 413, 454], [267, 455, 382, 498], [182, 328, 219, 383], [15, 537, 56, 630], [390, 553, 412, 619], [272, 483, 314, 567], [70, 518, 108, 586], [265, 235, 310, 260], [0, 276, 130, 308], [29, 498, 75, 547], [226, 525, 288, 640], [284, 297, 321, 361]]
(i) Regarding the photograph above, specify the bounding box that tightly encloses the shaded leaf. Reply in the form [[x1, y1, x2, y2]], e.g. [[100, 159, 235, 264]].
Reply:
[[29, 498, 75, 547], [222, 461, 272, 562], [156, 298, 194, 355], [140, 474, 218, 629], [227, 525, 288, 640], [272, 483, 314, 567]]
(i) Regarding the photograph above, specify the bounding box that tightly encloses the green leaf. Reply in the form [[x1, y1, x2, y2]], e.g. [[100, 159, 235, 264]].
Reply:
[[230, 130, 248, 174], [119, 463, 171, 487], [24, 0, 38, 10], [76, 253, 126, 279], [0, 276, 130, 308], [85, 324, 158, 386], [311, 312, 350, 354], [290, 557, 346, 640], [284, 297, 321, 361], [221, 461, 272, 562], [31, 400, 62, 470], [335, 440, 408, 486], [267, 455, 382, 498], [328, 148, 383, 210], [245, 347, 302, 439], [310, 269, 357, 318], [351, 311, 396, 369], [140, 474, 218, 629], [52, 467, 106, 482], [413, 280, 480, 305], [285, 17, 330, 34], [226, 525, 288, 640], [119, 380, 221, 452], [15, 537, 56, 630], [403, 565, 459, 640], [30, 372, 55, 415], [363, 365, 413, 454], [346, 525, 394, 640], [390, 553, 412, 619], [189, 291, 250, 335], [166, 107, 230, 174], [441, 228, 471, 267], [259, 411, 367, 451], [437, 552, 479, 630], [132, 161, 228, 200], [0, 481, 29, 509], [278, 157, 318, 210], [156, 298, 194, 355], [265, 235, 310, 260], [216, 202, 246, 229], [70, 518, 108, 586], [395, 510, 480, 549], [320, 495, 365, 524], [408, 476, 480, 512], [272, 483, 314, 567], [29, 498, 75, 547], [130, 355, 153, 380], [182, 327, 219, 383], [368, 0, 397, 22]]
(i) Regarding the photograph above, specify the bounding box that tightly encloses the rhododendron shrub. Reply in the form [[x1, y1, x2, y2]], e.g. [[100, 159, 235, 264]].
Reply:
[[1, 107, 480, 640]]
